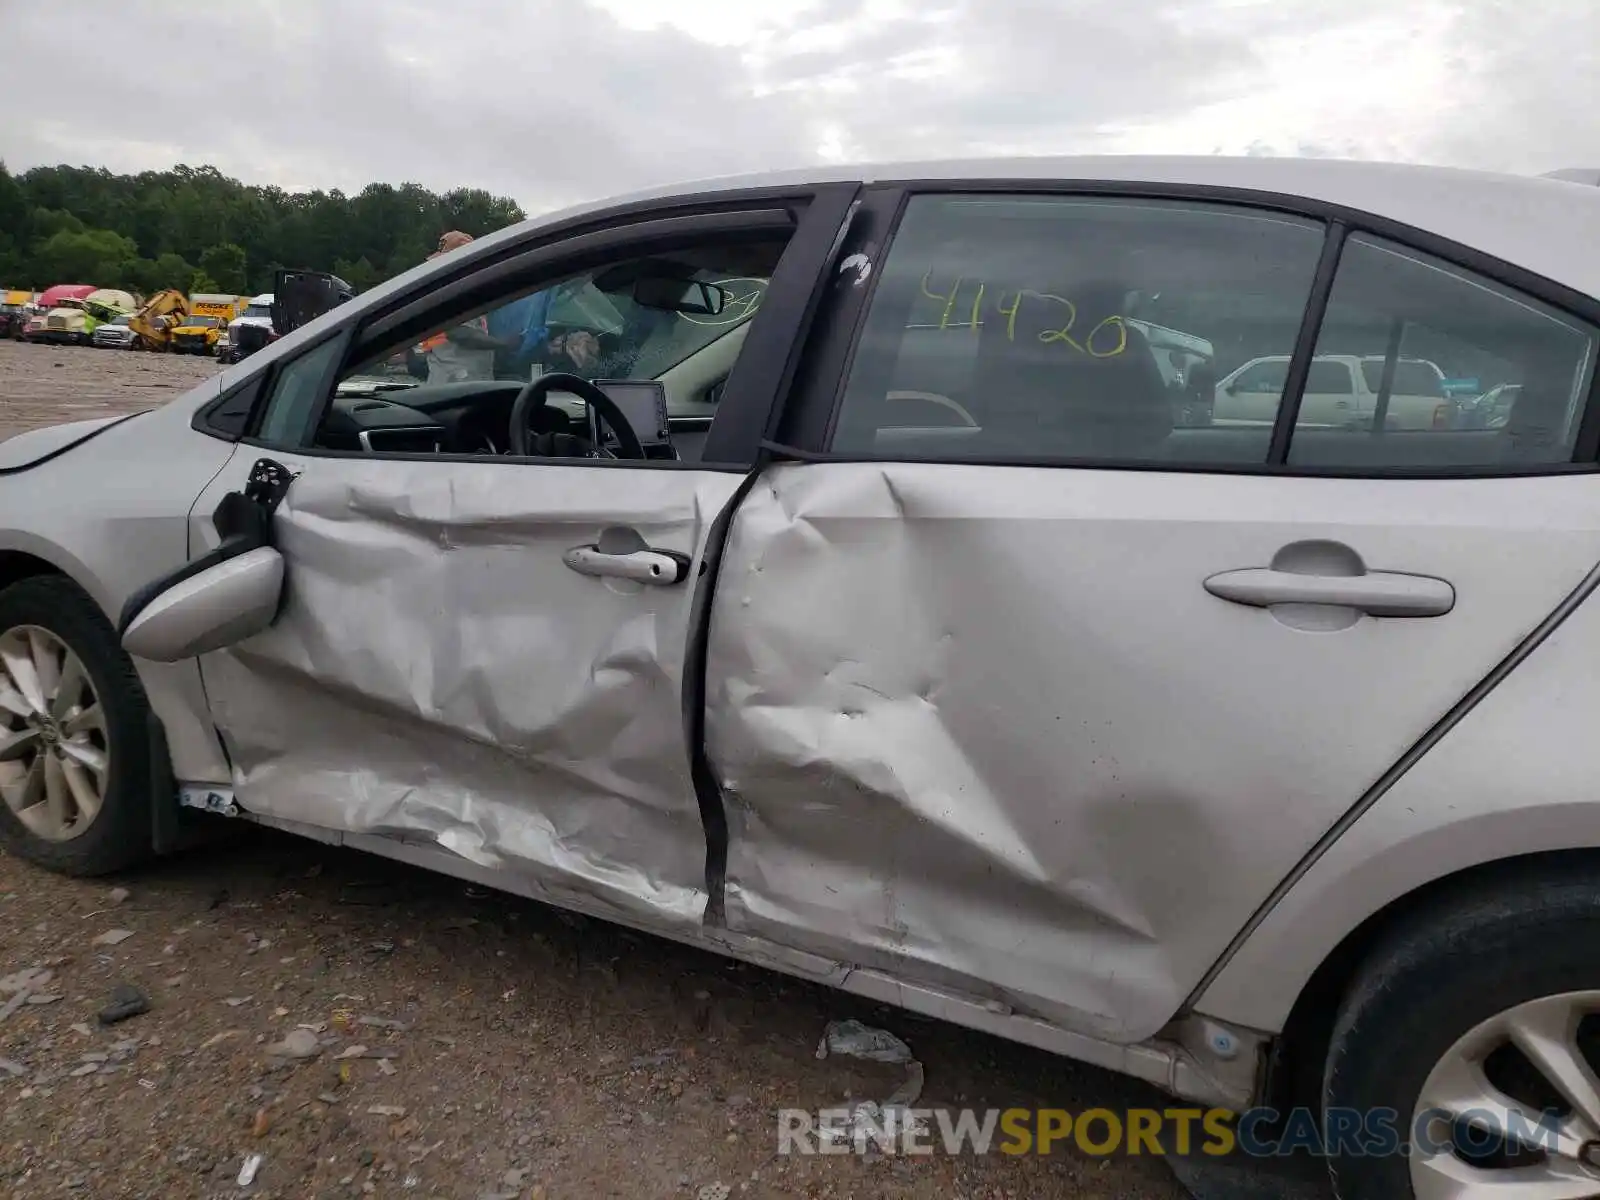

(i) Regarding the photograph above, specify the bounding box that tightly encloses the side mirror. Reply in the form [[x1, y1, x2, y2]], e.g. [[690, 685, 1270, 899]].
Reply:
[[633, 276, 727, 316], [121, 546, 285, 663]]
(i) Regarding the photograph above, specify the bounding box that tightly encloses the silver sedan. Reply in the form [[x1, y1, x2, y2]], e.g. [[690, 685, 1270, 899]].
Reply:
[[4, 154, 1600, 1200]]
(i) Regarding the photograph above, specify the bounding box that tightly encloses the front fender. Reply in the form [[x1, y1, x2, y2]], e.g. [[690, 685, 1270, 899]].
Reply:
[[0, 527, 115, 622]]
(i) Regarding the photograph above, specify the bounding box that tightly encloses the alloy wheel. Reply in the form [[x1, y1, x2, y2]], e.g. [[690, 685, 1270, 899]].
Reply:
[[1411, 990, 1600, 1198], [0, 625, 110, 841]]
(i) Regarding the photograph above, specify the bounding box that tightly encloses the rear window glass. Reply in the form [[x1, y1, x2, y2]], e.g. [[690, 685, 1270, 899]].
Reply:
[[1358, 360, 1445, 396]]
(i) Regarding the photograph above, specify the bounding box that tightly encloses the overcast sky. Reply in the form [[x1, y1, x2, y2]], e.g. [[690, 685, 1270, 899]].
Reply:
[[1, 0, 1593, 215]]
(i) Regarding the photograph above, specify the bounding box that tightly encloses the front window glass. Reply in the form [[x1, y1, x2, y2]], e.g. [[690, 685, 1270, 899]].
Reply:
[[342, 244, 783, 410]]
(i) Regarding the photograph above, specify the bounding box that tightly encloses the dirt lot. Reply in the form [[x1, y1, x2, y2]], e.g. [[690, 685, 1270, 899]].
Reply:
[[0, 340, 220, 441], [0, 340, 1197, 1200]]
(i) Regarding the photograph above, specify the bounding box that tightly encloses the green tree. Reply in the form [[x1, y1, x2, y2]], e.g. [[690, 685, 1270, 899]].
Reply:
[[187, 269, 220, 294], [2, 163, 526, 291], [29, 227, 138, 284], [198, 242, 248, 293], [333, 255, 382, 294], [153, 252, 194, 291]]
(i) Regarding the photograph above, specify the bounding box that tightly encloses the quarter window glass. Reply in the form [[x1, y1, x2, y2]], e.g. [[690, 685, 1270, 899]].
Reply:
[[257, 337, 345, 447], [830, 194, 1325, 464], [1288, 234, 1597, 467]]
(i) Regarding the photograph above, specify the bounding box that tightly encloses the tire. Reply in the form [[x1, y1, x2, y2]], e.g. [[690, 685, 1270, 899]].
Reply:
[[0, 576, 155, 876], [1323, 865, 1600, 1199]]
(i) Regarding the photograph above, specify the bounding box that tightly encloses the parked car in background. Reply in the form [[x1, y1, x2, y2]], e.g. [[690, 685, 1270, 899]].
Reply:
[[90, 313, 137, 350], [20, 311, 47, 341], [1456, 380, 1522, 429], [1214, 353, 1454, 429], [6, 156, 1600, 1200]]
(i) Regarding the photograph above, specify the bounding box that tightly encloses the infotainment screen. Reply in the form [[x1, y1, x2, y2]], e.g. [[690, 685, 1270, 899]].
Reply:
[[587, 379, 671, 450]]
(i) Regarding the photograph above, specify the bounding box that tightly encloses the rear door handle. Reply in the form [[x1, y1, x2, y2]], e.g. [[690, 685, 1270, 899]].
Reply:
[[563, 544, 691, 586], [1204, 568, 1454, 616]]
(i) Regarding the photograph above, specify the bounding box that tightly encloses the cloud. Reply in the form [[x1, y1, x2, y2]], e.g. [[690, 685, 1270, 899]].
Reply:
[[1, 0, 1597, 212]]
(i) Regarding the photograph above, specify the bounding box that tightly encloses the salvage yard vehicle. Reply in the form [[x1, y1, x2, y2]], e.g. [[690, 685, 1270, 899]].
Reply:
[[89, 313, 136, 350], [0, 288, 31, 339], [222, 292, 276, 364], [33, 283, 98, 344], [171, 293, 241, 355], [4, 156, 1600, 1200], [126, 288, 189, 352], [40, 287, 138, 346], [168, 312, 222, 355]]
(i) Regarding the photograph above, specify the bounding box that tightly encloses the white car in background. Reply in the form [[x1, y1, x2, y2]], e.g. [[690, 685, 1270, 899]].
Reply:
[[89, 313, 136, 350], [1215, 353, 1454, 429], [5, 156, 1600, 1200]]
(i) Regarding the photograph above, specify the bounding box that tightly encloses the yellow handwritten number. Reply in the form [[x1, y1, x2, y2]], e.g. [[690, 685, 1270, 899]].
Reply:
[[919, 272, 1127, 356], [1088, 314, 1127, 358]]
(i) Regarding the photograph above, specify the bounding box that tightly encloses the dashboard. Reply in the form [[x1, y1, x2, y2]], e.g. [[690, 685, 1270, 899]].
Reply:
[[318, 378, 692, 460]]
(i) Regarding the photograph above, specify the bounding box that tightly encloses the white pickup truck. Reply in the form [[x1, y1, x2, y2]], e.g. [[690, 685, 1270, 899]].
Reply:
[[1214, 353, 1454, 430]]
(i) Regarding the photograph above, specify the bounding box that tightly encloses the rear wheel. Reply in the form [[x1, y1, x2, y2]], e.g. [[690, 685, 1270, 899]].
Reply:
[[1324, 868, 1600, 1198], [0, 576, 154, 876]]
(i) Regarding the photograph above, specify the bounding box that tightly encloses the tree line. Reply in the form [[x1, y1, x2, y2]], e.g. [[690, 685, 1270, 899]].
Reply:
[[0, 161, 527, 298]]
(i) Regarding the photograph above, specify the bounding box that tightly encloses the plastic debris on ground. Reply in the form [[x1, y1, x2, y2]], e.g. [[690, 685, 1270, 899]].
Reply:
[[813, 1019, 928, 1146], [237, 1152, 263, 1186]]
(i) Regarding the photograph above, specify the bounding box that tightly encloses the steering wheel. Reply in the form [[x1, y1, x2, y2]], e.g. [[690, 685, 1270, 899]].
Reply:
[[507, 372, 646, 460]]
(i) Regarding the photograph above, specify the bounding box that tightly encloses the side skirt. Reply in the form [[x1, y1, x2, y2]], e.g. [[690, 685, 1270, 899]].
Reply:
[[178, 784, 1263, 1110]]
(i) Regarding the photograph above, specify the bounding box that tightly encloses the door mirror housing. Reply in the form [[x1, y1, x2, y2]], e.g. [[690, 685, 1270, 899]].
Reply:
[[121, 546, 285, 662]]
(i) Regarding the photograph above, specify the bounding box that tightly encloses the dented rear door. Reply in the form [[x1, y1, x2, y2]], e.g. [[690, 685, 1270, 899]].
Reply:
[[702, 183, 1600, 1045]]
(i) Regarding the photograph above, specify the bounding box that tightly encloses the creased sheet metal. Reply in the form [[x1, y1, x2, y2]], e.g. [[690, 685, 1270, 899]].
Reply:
[[198, 459, 743, 929], [703, 460, 1600, 1044]]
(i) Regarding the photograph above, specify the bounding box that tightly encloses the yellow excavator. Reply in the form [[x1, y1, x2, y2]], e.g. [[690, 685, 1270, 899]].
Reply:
[[127, 289, 189, 352]]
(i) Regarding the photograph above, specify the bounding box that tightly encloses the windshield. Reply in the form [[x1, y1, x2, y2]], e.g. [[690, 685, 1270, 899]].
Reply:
[[243, 304, 272, 320], [107, 315, 130, 326], [530, 271, 768, 379], [182, 315, 219, 329], [1359, 359, 1445, 396]]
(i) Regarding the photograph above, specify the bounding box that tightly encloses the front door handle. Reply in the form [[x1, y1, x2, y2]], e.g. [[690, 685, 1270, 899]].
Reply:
[[563, 544, 691, 586], [1204, 567, 1454, 616]]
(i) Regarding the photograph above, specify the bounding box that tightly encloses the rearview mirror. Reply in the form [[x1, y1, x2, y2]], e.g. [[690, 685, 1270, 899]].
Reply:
[[632, 276, 727, 316]]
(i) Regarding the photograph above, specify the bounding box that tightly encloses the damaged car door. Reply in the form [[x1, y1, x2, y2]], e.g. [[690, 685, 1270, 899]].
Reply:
[[118, 185, 858, 934], [703, 186, 1600, 1047]]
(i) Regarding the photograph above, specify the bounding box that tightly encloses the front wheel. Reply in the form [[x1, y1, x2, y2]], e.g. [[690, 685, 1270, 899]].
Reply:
[[1324, 868, 1600, 1198], [0, 576, 155, 876]]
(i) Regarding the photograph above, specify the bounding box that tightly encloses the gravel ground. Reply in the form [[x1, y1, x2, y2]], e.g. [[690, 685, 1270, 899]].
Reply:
[[0, 340, 219, 441], [0, 338, 1196, 1200]]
